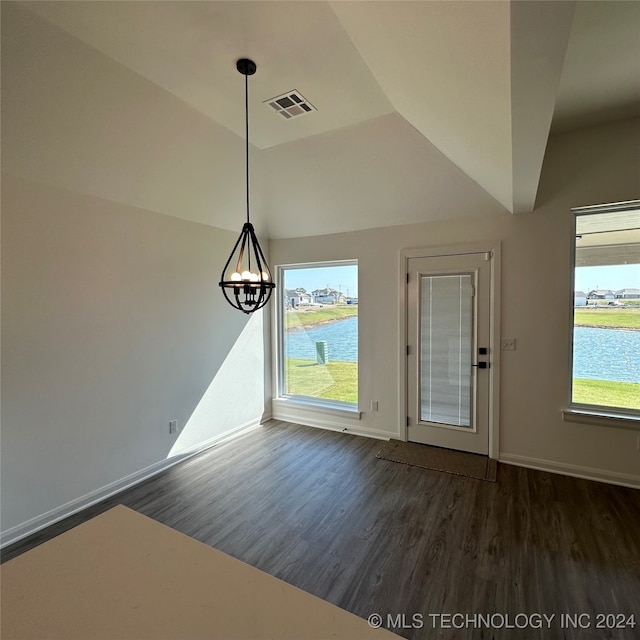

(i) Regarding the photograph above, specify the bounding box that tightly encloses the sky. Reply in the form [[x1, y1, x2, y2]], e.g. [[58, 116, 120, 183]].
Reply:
[[574, 264, 640, 292], [283, 264, 358, 297]]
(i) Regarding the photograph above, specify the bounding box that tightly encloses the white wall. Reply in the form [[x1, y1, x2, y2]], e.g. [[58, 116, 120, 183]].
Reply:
[[1, 176, 268, 535], [270, 117, 640, 486], [1, 5, 269, 540]]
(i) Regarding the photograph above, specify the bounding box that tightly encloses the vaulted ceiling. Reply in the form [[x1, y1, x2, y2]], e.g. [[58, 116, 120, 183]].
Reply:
[[7, 1, 640, 238]]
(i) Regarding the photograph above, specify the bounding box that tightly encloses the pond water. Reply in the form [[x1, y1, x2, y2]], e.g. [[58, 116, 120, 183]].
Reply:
[[286, 319, 640, 385], [286, 317, 358, 362], [573, 326, 640, 384]]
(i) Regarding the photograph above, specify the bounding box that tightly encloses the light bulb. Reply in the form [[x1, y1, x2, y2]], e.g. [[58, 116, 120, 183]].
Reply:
[[261, 272, 270, 282], [241, 271, 252, 281], [250, 272, 259, 282], [230, 272, 242, 282]]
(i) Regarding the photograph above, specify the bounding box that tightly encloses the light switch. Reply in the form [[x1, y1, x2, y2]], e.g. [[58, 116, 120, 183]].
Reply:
[[501, 338, 516, 351]]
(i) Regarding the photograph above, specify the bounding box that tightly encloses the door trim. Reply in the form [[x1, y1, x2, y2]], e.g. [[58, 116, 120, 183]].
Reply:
[[398, 243, 501, 459]]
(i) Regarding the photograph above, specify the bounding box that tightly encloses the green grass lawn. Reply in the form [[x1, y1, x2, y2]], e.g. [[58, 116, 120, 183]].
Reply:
[[285, 358, 357, 403], [574, 308, 640, 330], [285, 305, 358, 330], [573, 378, 640, 410]]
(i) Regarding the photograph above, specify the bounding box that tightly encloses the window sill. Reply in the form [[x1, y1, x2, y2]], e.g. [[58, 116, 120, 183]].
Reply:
[[272, 396, 362, 422], [562, 408, 640, 431]]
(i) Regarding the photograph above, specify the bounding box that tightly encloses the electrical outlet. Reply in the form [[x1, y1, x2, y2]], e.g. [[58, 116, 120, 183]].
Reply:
[[371, 400, 379, 412], [501, 338, 516, 351], [169, 420, 178, 434]]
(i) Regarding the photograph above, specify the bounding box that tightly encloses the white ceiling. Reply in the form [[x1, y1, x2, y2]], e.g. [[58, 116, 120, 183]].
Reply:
[[552, 1, 640, 132], [14, 1, 640, 236], [20, 1, 395, 149]]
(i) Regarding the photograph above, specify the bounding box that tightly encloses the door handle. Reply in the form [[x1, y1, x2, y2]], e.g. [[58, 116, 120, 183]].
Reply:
[[472, 362, 489, 369]]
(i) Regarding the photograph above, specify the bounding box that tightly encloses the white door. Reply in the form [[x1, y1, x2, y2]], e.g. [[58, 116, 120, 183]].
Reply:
[[407, 253, 491, 455]]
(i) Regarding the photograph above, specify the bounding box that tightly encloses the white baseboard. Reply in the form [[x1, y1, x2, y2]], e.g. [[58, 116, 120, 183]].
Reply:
[[0, 419, 263, 549], [499, 453, 640, 489]]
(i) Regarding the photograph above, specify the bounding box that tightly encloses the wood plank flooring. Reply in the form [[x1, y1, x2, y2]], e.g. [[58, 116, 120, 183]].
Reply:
[[3, 420, 640, 639]]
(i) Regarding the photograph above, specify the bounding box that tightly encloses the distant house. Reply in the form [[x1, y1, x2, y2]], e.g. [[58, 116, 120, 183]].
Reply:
[[285, 288, 313, 308], [587, 289, 615, 300], [297, 289, 313, 305], [615, 288, 640, 299], [574, 291, 587, 306], [284, 289, 299, 308], [312, 287, 345, 304]]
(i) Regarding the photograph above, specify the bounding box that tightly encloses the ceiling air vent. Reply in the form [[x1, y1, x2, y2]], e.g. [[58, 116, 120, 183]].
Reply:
[[264, 90, 316, 120]]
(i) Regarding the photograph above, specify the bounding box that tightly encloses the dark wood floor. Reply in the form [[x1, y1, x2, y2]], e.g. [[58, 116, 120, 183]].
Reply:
[[3, 420, 640, 639]]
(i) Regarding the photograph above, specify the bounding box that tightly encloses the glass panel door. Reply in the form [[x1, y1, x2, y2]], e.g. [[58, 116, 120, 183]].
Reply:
[[407, 252, 490, 456]]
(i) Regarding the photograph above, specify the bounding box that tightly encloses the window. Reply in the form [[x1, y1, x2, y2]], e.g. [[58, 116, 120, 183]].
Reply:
[[570, 202, 640, 420], [276, 261, 358, 408]]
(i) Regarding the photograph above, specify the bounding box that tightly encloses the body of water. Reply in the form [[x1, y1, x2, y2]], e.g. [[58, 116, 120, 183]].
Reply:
[[286, 317, 358, 362], [286, 320, 640, 384], [573, 326, 640, 384]]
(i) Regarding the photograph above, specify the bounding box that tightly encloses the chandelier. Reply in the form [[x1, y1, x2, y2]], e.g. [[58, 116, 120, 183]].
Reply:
[[219, 59, 275, 314]]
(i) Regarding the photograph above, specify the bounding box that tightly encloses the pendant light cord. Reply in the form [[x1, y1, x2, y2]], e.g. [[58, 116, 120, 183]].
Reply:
[[245, 72, 250, 226]]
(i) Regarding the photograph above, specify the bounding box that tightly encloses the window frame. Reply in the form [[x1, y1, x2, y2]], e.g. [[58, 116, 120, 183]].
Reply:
[[274, 259, 359, 413], [566, 201, 640, 428]]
